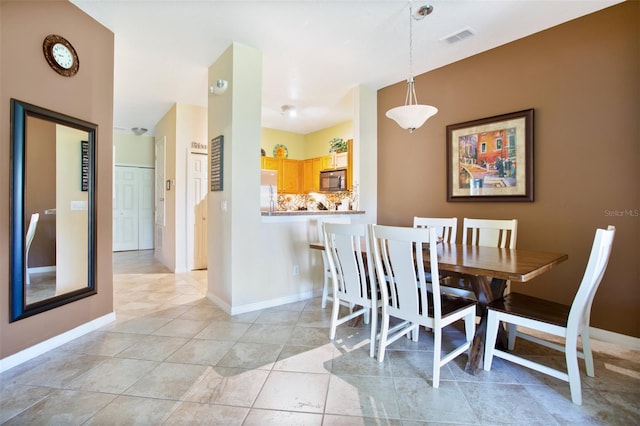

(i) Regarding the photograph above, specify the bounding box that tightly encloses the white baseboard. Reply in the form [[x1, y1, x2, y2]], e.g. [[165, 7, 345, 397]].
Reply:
[[28, 265, 56, 274], [590, 326, 640, 350], [0, 312, 116, 374], [206, 291, 316, 316]]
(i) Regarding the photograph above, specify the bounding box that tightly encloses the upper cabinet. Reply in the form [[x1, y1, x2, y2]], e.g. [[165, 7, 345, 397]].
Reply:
[[322, 152, 347, 170], [281, 159, 301, 193], [302, 157, 323, 193], [262, 139, 353, 194], [261, 157, 301, 194]]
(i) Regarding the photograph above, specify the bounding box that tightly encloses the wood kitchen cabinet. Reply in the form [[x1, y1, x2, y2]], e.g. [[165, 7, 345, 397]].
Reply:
[[261, 138, 353, 193], [281, 159, 301, 193], [302, 157, 323, 192], [261, 157, 301, 194], [322, 151, 348, 170], [321, 155, 333, 171], [261, 157, 279, 171]]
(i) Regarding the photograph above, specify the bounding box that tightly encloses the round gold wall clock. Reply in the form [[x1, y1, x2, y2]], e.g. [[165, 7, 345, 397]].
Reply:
[[42, 34, 79, 77]]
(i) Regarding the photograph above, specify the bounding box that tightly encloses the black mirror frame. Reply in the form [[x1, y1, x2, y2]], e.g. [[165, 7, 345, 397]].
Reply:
[[9, 99, 97, 322]]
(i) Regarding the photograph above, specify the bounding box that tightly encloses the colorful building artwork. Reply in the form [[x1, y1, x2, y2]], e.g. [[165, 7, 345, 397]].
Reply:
[[457, 127, 517, 189]]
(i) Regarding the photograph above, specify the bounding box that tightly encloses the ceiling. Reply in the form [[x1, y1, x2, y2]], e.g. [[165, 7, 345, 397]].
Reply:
[[70, 0, 621, 136]]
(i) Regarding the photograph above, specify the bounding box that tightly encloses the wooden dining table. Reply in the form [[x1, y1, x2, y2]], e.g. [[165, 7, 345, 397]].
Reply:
[[310, 241, 568, 374], [429, 243, 568, 373]]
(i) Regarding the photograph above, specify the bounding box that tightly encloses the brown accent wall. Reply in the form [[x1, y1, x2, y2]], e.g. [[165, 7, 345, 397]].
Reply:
[[1, 0, 114, 357], [377, 2, 640, 338]]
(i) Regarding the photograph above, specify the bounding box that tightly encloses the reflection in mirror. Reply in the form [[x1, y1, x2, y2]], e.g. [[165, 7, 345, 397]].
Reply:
[[10, 99, 97, 322]]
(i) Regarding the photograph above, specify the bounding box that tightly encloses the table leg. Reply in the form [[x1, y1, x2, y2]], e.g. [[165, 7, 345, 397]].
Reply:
[[464, 275, 508, 374]]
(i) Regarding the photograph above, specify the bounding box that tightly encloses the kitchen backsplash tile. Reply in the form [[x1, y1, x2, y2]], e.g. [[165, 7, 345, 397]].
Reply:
[[278, 192, 354, 212]]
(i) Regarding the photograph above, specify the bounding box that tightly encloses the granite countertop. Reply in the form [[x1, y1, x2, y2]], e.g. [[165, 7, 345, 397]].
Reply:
[[261, 210, 365, 216]]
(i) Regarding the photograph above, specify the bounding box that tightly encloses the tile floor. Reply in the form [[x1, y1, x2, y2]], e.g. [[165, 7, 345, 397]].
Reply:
[[1, 250, 639, 425]]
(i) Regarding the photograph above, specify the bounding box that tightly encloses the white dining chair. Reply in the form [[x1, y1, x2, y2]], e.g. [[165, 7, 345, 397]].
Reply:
[[323, 222, 380, 357], [317, 216, 351, 309], [483, 225, 615, 405], [412, 216, 464, 301], [462, 217, 518, 249], [413, 216, 458, 244], [25, 213, 39, 285], [370, 224, 477, 387], [460, 217, 518, 296]]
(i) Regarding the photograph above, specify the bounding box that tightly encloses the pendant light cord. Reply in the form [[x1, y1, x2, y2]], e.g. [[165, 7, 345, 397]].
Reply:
[[406, 1, 419, 106]]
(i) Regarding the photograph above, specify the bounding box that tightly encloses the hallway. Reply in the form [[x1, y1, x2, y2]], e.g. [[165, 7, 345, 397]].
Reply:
[[1, 250, 639, 424]]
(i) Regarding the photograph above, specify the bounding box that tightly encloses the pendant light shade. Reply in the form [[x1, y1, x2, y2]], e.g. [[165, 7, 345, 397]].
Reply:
[[386, 104, 438, 132], [387, 3, 437, 132]]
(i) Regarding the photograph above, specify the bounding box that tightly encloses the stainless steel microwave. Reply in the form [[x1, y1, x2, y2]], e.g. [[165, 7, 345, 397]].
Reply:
[[320, 169, 346, 192]]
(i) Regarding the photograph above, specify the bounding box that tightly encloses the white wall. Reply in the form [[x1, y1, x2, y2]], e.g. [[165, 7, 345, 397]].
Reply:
[[206, 44, 378, 314], [352, 85, 378, 224], [175, 104, 207, 272], [55, 125, 88, 293]]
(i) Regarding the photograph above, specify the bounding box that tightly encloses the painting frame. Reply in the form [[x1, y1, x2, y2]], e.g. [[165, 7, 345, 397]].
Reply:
[[446, 109, 533, 202], [210, 135, 224, 192], [81, 140, 89, 191]]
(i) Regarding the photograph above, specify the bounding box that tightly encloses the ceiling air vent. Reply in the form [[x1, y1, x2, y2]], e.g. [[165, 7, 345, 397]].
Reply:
[[442, 27, 475, 44]]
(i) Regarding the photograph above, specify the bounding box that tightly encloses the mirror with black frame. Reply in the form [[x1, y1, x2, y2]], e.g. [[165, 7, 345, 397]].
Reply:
[[10, 99, 97, 322]]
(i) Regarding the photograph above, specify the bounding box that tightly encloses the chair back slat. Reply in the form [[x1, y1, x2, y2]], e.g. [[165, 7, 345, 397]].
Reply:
[[568, 226, 615, 334], [317, 217, 351, 270], [324, 223, 372, 304]]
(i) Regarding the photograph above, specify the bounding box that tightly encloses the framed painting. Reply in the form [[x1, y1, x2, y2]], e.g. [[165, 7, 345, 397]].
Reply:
[[446, 109, 533, 202], [210, 135, 224, 191]]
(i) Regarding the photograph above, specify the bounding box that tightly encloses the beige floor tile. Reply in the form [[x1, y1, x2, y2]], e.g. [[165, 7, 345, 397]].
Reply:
[[457, 381, 557, 424], [101, 314, 172, 334], [2, 250, 638, 425], [115, 334, 190, 361], [274, 344, 336, 374], [287, 325, 331, 346], [255, 309, 303, 325], [216, 341, 284, 370], [165, 338, 234, 365], [244, 408, 323, 425], [394, 378, 478, 424], [239, 323, 295, 344], [59, 331, 140, 356], [325, 374, 400, 418], [331, 346, 392, 377], [193, 320, 251, 340], [67, 357, 158, 393], [162, 401, 248, 425], [2, 390, 115, 426], [6, 351, 107, 388], [123, 362, 209, 399], [322, 414, 405, 425], [182, 366, 269, 406], [385, 350, 456, 383], [0, 384, 54, 423], [151, 318, 210, 338], [253, 370, 330, 413], [84, 395, 181, 425]]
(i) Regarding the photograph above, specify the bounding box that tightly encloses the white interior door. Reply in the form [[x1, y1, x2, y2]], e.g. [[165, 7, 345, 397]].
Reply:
[[113, 166, 139, 251], [188, 152, 208, 270], [113, 166, 155, 252]]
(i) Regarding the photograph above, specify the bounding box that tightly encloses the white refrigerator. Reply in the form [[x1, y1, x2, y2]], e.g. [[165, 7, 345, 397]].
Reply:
[[260, 169, 278, 212]]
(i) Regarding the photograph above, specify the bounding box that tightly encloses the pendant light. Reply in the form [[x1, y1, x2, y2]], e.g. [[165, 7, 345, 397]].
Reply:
[[386, 2, 438, 132]]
